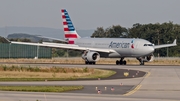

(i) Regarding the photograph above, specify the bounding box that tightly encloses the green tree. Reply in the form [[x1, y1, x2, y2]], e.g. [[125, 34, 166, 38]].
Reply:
[[91, 25, 128, 38], [91, 27, 105, 38], [128, 22, 180, 57]]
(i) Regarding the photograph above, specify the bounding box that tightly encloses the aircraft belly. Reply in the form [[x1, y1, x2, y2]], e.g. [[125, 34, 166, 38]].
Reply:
[[114, 48, 131, 57], [108, 52, 121, 58]]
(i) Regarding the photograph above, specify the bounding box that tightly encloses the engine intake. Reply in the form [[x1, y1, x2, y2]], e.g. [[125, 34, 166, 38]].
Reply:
[[82, 51, 100, 62]]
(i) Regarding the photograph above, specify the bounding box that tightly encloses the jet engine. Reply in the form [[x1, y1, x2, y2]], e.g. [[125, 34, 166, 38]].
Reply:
[[82, 51, 100, 62]]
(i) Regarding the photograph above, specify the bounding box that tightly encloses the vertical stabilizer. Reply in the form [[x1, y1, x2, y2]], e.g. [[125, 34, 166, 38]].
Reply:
[[61, 9, 81, 44]]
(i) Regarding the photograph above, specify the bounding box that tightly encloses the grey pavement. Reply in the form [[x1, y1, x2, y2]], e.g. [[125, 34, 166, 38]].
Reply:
[[0, 65, 180, 101]]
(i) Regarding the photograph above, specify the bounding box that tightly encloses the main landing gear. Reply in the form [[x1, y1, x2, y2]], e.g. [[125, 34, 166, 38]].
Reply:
[[85, 61, 96, 65], [116, 58, 126, 65]]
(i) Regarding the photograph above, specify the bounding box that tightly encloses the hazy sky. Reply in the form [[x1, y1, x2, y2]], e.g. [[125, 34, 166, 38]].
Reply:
[[0, 0, 180, 29]]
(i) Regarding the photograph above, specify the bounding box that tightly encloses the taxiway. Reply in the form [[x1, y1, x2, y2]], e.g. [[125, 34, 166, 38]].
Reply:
[[0, 64, 180, 101]]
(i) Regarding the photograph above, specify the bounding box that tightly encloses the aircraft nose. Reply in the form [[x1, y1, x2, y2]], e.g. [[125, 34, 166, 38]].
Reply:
[[149, 47, 154, 53]]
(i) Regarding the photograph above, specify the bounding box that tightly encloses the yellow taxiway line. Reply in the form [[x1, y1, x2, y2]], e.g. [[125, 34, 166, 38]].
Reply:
[[123, 85, 142, 96], [123, 71, 151, 96], [145, 71, 151, 78]]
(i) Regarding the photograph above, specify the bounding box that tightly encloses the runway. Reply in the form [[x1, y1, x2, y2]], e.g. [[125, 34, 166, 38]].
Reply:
[[0, 64, 180, 101]]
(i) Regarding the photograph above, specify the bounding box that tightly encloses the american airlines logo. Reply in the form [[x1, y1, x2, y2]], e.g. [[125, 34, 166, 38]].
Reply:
[[131, 40, 134, 49], [109, 40, 135, 49], [109, 41, 130, 48]]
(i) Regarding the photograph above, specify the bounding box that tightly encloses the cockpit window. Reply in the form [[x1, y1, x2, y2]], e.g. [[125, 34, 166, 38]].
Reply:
[[144, 44, 153, 46]]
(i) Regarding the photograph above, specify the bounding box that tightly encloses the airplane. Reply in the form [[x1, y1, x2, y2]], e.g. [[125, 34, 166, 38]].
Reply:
[[10, 9, 177, 65]]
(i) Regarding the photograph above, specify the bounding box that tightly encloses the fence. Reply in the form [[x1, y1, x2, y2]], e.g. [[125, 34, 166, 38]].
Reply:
[[0, 43, 52, 58]]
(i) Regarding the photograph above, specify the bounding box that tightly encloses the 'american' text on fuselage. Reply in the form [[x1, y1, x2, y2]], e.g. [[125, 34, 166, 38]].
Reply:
[[109, 41, 130, 48]]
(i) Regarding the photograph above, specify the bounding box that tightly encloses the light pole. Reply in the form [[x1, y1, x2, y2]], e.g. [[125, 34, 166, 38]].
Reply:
[[67, 49, 69, 58], [36, 43, 39, 59], [157, 30, 160, 57], [9, 43, 11, 59], [167, 41, 169, 57]]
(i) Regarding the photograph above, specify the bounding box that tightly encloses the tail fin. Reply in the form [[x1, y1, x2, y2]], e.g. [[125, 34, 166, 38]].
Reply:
[[61, 9, 81, 44]]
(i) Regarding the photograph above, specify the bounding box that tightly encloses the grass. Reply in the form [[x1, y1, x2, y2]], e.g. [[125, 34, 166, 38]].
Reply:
[[0, 86, 83, 92], [0, 65, 116, 81], [0, 65, 94, 73], [0, 58, 179, 65], [81, 69, 116, 79]]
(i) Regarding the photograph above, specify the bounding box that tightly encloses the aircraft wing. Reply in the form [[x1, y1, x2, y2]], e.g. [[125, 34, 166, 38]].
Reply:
[[154, 39, 177, 49], [11, 41, 116, 53]]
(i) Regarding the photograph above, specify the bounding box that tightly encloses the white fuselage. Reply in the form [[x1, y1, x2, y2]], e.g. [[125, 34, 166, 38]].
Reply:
[[74, 38, 154, 58]]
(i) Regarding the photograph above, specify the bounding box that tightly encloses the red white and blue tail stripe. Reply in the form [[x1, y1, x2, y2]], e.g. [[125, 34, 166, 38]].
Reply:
[[61, 9, 81, 44]]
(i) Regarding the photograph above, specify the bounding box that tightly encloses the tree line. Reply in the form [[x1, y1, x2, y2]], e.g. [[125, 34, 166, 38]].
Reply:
[[91, 22, 180, 57]]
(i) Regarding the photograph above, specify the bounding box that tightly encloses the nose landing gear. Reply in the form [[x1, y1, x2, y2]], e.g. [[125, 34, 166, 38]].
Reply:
[[137, 57, 145, 65]]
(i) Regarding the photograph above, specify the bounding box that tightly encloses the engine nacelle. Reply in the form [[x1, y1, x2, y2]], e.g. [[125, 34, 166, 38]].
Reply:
[[137, 54, 154, 62], [82, 51, 100, 62]]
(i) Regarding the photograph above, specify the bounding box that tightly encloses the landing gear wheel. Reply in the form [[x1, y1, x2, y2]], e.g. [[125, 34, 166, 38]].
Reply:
[[116, 60, 119, 65], [116, 59, 127, 65], [85, 61, 88, 64], [85, 61, 96, 65], [123, 61, 127, 65], [119, 60, 123, 65], [140, 61, 144, 65]]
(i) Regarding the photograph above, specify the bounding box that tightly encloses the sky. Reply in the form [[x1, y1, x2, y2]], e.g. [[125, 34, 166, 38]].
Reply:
[[0, 0, 180, 30]]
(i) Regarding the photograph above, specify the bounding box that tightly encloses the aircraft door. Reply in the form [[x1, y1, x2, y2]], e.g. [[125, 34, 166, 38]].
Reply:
[[135, 41, 139, 48]]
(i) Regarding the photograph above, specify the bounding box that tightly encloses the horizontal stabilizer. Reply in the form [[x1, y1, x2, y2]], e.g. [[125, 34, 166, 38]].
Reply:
[[36, 36, 68, 43]]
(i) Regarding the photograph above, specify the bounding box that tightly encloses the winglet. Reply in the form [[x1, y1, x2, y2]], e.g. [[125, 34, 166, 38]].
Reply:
[[173, 39, 177, 45], [4, 37, 11, 43]]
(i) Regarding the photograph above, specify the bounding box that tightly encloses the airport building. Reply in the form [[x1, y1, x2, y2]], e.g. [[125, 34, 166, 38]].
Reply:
[[0, 43, 52, 58]]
